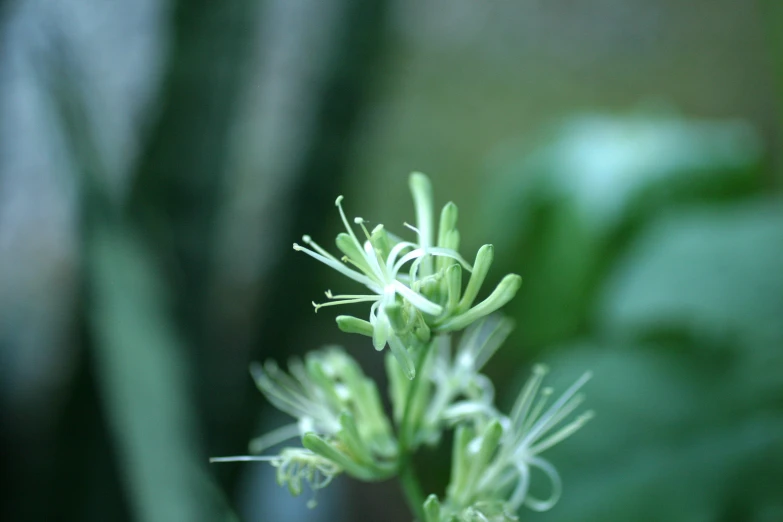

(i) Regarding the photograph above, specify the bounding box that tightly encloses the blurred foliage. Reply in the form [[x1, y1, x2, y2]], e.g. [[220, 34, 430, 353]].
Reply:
[[3, 0, 394, 520], [481, 112, 764, 353], [476, 113, 783, 521]]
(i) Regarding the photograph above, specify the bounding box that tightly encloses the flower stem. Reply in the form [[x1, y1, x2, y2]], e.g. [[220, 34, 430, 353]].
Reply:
[[397, 341, 433, 521], [399, 456, 426, 520]]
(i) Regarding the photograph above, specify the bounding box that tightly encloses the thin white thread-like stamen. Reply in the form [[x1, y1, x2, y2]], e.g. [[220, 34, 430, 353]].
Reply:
[[294, 243, 381, 292], [325, 290, 378, 299], [506, 462, 531, 510], [522, 456, 562, 512], [520, 372, 592, 448], [520, 387, 553, 435], [210, 455, 280, 463], [526, 394, 586, 444], [528, 411, 594, 455], [403, 222, 420, 235], [313, 296, 380, 312], [335, 196, 363, 252], [302, 235, 339, 261], [510, 365, 548, 434], [249, 423, 302, 454]]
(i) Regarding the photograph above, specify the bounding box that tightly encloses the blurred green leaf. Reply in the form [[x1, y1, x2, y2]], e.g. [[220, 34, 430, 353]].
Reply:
[[43, 40, 237, 521], [599, 199, 783, 349], [88, 221, 237, 522], [520, 343, 783, 522], [479, 113, 764, 351]]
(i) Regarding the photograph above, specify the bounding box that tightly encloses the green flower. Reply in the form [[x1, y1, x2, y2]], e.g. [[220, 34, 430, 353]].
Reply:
[[212, 448, 339, 509], [253, 347, 396, 473], [444, 367, 593, 515], [211, 347, 397, 504], [294, 172, 522, 378]]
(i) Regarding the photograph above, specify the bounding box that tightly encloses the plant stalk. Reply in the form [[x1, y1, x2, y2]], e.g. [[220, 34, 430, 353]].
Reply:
[[397, 341, 433, 521]]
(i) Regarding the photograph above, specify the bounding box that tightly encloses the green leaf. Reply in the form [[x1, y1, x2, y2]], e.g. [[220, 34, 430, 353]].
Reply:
[[88, 223, 235, 522], [599, 200, 783, 350]]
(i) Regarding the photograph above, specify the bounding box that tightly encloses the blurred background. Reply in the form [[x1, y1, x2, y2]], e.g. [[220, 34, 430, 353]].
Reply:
[[1, 0, 782, 521]]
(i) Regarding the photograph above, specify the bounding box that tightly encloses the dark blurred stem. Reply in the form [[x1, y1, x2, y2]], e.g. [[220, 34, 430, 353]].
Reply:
[[397, 342, 432, 521]]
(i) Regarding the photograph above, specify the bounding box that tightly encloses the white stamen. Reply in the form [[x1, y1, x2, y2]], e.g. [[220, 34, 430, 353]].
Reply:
[[302, 235, 339, 261], [313, 296, 380, 312], [210, 455, 280, 463], [335, 196, 364, 253], [294, 243, 381, 292]]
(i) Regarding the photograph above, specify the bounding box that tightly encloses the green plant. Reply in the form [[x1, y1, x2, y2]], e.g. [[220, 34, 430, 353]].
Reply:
[[213, 173, 592, 521]]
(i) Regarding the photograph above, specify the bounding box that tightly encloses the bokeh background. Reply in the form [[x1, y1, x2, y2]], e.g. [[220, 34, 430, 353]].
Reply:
[[1, 0, 782, 521]]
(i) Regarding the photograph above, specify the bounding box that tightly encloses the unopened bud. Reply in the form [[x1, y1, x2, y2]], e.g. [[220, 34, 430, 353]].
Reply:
[[456, 244, 494, 313], [439, 273, 522, 332], [336, 315, 374, 337]]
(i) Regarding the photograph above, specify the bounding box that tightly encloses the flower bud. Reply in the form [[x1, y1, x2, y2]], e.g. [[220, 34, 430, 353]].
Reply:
[[437, 202, 459, 245], [423, 494, 443, 522], [336, 315, 374, 337], [439, 274, 522, 332], [409, 172, 434, 274], [446, 424, 475, 501], [436, 202, 459, 272], [456, 245, 494, 313], [445, 263, 462, 313]]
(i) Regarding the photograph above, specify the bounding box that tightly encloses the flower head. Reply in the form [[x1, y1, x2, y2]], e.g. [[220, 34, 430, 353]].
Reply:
[[294, 173, 522, 379], [443, 367, 593, 515], [211, 448, 339, 509], [251, 347, 396, 460], [211, 347, 398, 503]]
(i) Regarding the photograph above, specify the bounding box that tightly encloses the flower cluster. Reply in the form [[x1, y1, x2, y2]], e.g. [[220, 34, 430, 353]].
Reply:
[[211, 347, 397, 503], [426, 366, 593, 521], [212, 172, 592, 519], [293, 173, 522, 379]]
